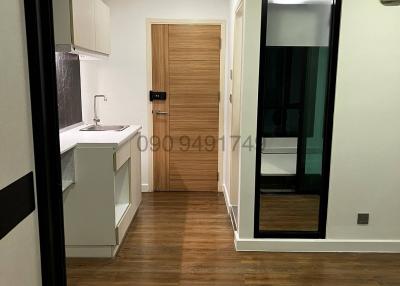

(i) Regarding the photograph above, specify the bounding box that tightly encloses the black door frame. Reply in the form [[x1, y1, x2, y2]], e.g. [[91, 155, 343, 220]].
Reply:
[[23, 0, 67, 285], [254, 0, 343, 239]]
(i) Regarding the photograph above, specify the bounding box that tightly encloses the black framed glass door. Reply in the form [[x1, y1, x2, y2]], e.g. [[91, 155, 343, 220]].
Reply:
[[254, 0, 342, 238]]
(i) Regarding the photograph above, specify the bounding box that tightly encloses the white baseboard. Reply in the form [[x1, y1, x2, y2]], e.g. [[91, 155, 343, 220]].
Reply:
[[141, 184, 150, 192], [223, 184, 238, 233], [235, 235, 400, 253], [222, 184, 231, 214]]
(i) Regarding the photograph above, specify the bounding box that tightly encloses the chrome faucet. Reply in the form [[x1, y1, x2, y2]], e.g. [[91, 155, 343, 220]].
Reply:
[[93, 95, 107, 126]]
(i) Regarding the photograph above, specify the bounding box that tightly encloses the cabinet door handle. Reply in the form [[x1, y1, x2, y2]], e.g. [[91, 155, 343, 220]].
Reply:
[[153, 110, 169, 115]]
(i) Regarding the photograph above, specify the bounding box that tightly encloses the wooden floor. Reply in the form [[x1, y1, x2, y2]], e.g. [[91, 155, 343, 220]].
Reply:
[[67, 192, 400, 286]]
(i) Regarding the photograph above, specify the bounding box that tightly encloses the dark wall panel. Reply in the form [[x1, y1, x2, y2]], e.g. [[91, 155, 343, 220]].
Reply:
[[0, 172, 35, 239], [55, 52, 82, 129]]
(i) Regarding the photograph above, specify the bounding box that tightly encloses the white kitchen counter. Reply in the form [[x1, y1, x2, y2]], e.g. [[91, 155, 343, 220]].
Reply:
[[59, 124, 142, 154], [61, 124, 143, 258]]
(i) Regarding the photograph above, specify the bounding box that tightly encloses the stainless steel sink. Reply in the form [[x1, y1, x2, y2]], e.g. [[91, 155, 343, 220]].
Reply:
[[80, 125, 129, 131]]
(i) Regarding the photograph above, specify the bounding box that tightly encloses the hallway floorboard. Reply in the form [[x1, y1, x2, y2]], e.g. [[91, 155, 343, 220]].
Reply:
[[67, 192, 400, 286]]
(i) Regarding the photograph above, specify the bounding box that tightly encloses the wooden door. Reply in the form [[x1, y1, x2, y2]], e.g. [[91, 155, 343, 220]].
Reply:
[[151, 24, 221, 192]]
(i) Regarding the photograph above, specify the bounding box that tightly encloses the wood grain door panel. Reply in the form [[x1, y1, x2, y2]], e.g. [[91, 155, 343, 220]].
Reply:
[[169, 180, 218, 192], [169, 25, 221, 61], [152, 25, 170, 191], [170, 108, 219, 124], [170, 153, 218, 178], [169, 61, 220, 91], [169, 139, 219, 154], [152, 24, 221, 192]]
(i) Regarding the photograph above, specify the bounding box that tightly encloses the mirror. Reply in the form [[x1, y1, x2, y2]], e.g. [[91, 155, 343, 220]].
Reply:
[[256, 0, 334, 236]]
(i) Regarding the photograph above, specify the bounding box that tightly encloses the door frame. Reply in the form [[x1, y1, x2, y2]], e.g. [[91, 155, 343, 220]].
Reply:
[[23, 0, 67, 285], [146, 19, 227, 192], [227, 0, 245, 208]]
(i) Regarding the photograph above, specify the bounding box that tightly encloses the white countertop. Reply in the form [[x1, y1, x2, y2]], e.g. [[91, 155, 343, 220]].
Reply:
[[59, 124, 142, 154]]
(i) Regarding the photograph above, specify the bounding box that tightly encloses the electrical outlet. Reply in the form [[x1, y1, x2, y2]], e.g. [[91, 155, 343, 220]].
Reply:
[[357, 213, 369, 225]]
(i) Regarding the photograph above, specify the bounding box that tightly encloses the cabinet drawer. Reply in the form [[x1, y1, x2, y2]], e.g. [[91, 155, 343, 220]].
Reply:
[[114, 141, 131, 171]]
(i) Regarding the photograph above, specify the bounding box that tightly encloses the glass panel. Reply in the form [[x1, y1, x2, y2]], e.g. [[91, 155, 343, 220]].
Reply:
[[286, 108, 300, 136], [257, 1, 333, 235], [266, 3, 332, 47], [298, 47, 330, 194], [288, 48, 305, 105], [263, 108, 283, 137], [265, 47, 285, 107]]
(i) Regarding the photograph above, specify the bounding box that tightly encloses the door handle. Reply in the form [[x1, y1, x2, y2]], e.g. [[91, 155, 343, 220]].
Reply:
[[153, 110, 169, 115]]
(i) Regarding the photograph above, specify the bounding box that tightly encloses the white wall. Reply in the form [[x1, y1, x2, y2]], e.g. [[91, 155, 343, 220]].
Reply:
[[236, 0, 262, 239], [80, 0, 230, 190], [223, 0, 243, 203], [326, 0, 400, 240], [0, 0, 42, 284], [80, 61, 100, 124]]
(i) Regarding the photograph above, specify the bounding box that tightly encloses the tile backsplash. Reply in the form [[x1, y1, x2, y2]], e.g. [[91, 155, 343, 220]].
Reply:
[[55, 52, 83, 129]]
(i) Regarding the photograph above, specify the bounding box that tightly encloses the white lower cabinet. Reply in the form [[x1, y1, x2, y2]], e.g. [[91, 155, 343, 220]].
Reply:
[[63, 133, 142, 257]]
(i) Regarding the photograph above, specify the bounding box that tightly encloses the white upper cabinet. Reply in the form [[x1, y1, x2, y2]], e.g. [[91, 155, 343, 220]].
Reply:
[[71, 0, 96, 51], [94, 0, 111, 54], [53, 0, 110, 55]]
